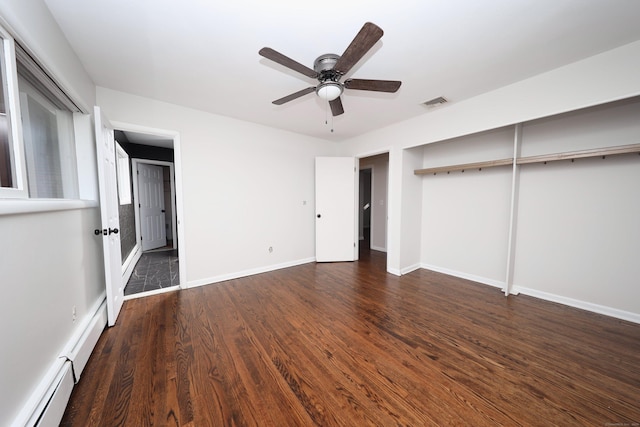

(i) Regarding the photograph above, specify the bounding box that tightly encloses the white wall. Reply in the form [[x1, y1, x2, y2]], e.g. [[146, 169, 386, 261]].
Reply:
[[514, 156, 640, 315], [96, 87, 338, 286], [398, 147, 423, 274], [511, 99, 640, 317], [420, 128, 514, 285], [416, 98, 640, 321], [421, 167, 512, 285], [1, 207, 105, 424], [0, 2, 104, 425]]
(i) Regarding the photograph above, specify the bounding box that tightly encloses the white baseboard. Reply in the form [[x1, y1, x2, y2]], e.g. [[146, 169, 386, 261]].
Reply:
[[513, 286, 640, 325], [62, 298, 107, 380], [417, 264, 640, 324], [420, 263, 506, 289], [400, 263, 422, 275], [387, 267, 401, 276], [370, 245, 387, 252], [12, 295, 107, 427], [386, 263, 420, 276], [187, 257, 316, 288], [122, 245, 142, 285]]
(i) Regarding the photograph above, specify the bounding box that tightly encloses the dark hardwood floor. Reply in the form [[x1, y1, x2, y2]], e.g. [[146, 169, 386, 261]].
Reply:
[[62, 247, 640, 426]]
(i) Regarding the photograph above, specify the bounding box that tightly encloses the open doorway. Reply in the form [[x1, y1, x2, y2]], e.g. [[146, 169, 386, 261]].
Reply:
[[359, 168, 372, 247], [114, 129, 180, 297], [358, 153, 389, 257]]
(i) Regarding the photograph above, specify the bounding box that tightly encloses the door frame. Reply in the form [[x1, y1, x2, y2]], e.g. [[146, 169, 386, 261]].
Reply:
[[110, 120, 187, 291], [355, 149, 391, 260], [133, 159, 176, 252]]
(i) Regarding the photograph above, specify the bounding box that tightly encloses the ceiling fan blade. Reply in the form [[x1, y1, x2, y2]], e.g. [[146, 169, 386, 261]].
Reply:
[[259, 47, 318, 78], [334, 22, 384, 75], [344, 78, 402, 93], [329, 97, 344, 116], [272, 87, 316, 105]]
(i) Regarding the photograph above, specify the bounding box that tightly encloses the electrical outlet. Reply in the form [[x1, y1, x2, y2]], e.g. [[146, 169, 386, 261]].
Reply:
[[72, 305, 77, 323]]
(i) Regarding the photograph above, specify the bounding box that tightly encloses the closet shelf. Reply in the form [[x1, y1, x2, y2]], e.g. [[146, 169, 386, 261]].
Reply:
[[414, 158, 513, 175], [516, 143, 640, 165], [414, 143, 640, 176]]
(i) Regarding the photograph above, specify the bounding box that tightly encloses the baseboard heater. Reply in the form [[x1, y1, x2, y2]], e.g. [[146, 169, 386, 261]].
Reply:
[[12, 299, 107, 427], [29, 359, 75, 427]]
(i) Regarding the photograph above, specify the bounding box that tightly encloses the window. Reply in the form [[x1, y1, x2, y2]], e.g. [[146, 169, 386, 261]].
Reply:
[[18, 75, 78, 198], [0, 27, 23, 194], [116, 142, 131, 204], [0, 23, 83, 200], [0, 41, 13, 187]]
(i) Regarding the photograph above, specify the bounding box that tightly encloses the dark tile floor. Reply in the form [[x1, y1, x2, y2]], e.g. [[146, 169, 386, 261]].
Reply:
[[124, 249, 179, 296]]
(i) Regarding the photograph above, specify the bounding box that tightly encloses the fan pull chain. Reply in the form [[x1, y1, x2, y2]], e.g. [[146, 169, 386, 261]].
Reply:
[[324, 99, 334, 133], [325, 98, 329, 125]]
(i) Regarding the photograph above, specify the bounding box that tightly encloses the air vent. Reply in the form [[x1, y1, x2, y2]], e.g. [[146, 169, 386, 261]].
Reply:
[[422, 96, 448, 107]]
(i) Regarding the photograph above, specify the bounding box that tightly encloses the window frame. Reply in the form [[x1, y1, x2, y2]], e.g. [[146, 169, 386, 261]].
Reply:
[[116, 142, 132, 205], [0, 22, 85, 201], [0, 25, 28, 198]]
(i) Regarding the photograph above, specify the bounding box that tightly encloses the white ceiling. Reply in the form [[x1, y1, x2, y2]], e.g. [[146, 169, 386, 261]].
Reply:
[[43, 0, 640, 142], [120, 130, 174, 149]]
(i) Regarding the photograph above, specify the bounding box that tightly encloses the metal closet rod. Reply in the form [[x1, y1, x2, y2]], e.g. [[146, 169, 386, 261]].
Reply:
[[414, 143, 640, 176]]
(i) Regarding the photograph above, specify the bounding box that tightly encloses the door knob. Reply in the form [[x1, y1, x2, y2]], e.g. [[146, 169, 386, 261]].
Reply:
[[94, 228, 119, 236]]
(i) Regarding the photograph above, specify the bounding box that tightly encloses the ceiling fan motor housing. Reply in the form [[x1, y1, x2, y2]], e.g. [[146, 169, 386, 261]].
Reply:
[[314, 54, 344, 101], [314, 54, 341, 81]]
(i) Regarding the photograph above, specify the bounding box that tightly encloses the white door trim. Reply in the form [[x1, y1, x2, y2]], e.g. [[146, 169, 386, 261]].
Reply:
[[108, 120, 187, 291]]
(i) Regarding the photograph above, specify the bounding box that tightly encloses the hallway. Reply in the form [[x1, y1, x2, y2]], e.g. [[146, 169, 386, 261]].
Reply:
[[124, 249, 179, 296]]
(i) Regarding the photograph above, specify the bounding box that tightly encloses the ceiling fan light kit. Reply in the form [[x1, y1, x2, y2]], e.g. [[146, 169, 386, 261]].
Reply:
[[259, 22, 401, 117], [316, 82, 343, 101]]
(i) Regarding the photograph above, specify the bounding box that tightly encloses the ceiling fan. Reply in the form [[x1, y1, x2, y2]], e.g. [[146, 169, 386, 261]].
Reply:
[[259, 22, 401, 116]]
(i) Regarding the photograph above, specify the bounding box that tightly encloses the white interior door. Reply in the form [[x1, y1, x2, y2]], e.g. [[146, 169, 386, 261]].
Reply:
[[138, 163, 167, 251], [94, 106, 123, 326], [315, 157, 357, 262]]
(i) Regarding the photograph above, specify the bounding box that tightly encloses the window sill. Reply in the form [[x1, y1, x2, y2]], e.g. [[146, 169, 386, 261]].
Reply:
[[0, 199, 98, 216]]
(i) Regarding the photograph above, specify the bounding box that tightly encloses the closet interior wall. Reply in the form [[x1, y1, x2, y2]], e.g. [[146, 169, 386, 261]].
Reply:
[[419, 97, 640, 321]]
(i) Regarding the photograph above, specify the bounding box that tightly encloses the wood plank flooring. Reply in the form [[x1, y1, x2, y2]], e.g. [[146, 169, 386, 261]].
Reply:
[[62, 249, 640, 426]]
